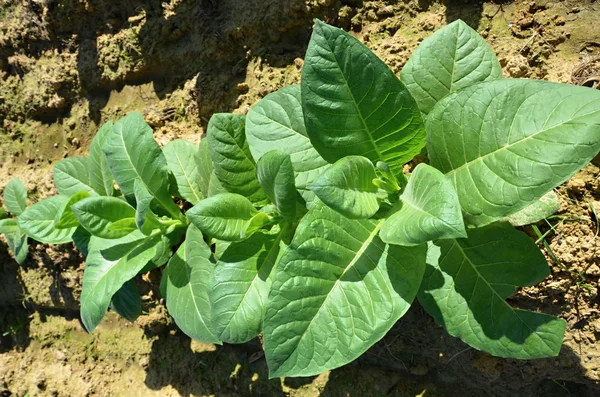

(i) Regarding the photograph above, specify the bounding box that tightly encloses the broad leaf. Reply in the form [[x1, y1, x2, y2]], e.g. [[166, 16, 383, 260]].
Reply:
[[103, 112, 181, 219], [380, 163, 466, 246], [401, 19, 502, 116], [211, 231, 283, 343], [207, 113, 266, 203], [18, 196, 76, 244], [302, 20, 425, 177], [418, 222, 566, 359], [256, 150, 297, 219], [73, 196, 136, 239], [163, 139, 203, 204], [81, 231, 159, 331], [54, 157, 96, 197], [110, 280, 142, 323], [89, 121, 115, 196], [246, 85, 330, 207], [195, 139, 213, 198], [187, 193, 257, 241], [309, 156, 379, 219], [504, 191, 561, 227], [5, 225, 28, 265], [54, 191, 91, 229], [263, 203, 426, 377], [163, 225, 220, 343], [428, 79, 600, 226], [4, 178, 27, 216]]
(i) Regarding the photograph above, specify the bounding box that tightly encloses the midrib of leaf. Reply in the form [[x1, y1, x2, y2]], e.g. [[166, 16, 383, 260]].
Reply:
[[447, 240, 556, 350], [173, 150, 202, 203], [445, 105, 600, 178], [220, 231, 283, 336]]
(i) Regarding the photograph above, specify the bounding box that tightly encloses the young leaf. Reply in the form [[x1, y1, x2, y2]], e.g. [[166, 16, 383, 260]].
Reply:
[[187, 193, 257, 241], [163, 139, 203, 204], [418, 222, 566, 359], [503, 191, 561, 227], [256, 150, 296, 219], [0, 218, 18, 234], [401, 19, 502, 116], [207, 113, 266, 203], [54, 191, 91, 229], [246, 85, 330, 207], [263, 203, 426, 377], [4, 178, 27, 216], [81, 231, 160, 332], [309, 156, 380, 219], [88, 121, 115, 196], [18, 196, 77, 244], [427, 79, 600, 226], [53, 157, 97, 197], [103, 112, 181, 219], [380, 163, 466, 246], [0, 207, 7, 219], [5, 226, 28, 265], [132, 178, 156, 233], [302, 20, 425, 177], [110, 280, 142, 323], [162, 225, 221, 344], [72, 196, 137, 239], [107, 218, 137, 233], [211, 231, 284, 343], [195, 139, 213, 198]]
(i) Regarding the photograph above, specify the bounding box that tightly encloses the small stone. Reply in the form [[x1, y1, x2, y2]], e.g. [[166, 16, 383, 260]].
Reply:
[[72, 138, 81, 148], [294, 58, 304, 69], [53, 143, 59, 149], [236, 82, 249, 93], [376, 6, 394, 17]]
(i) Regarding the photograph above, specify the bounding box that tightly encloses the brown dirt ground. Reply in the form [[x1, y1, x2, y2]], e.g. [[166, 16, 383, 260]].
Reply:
[[1, 0, 600, 396]]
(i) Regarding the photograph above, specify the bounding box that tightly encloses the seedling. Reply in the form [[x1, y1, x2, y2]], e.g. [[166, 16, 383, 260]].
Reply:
[[4, 19, 600, 378]]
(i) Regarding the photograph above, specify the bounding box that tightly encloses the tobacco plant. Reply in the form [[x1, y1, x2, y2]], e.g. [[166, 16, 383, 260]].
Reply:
[[3, 19, 600, 378]]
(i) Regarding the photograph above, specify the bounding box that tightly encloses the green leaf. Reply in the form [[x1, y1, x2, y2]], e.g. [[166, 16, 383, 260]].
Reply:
[[132, 178, 155, 234], [207, 113, 266, 203], [72, 196, 136, 239], [5, 225, 28, 265], [309, 156, 380, 219], [401, 19, 502, 116], [0, 218, 18, 234], [207, 171, 227, 197], [163, 225, 221, 343], [504, 191, 561, 227], [380, 163, 466, 246], [195, 139, 213, 198], [107, 217, 137, 232], [163, 139, 203, 204], [418, 222, 566, 359], [256, 150, 297, 219], [427, 79, 600, 226], [187, 193, 257, 241], [72, 226, 91, 256], [54, 191, 91, 229], [110, 280, 142, 323], [53, 157, 96, 197], [103, 112, 181, 219], [89, 121, 115, 196], [81, 231, 160, 332], [211, 231, 284, 343], [302, 20, 425, 177], [4, 178, 27, 216], [263, 203, 426, 377], [18, 196, 76, 244], [246, 85, 330, 207], [0, 207, 7, 219]]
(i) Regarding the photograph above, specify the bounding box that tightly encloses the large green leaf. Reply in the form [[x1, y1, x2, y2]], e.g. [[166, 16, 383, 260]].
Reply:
[[110, 280, 142, 323], [207, 113, 266, 203], [246, 85, 330, 207], [256, 150, 297, 219], [103, 112, 181, 219], [163, 225, 220, 343], [81, 231, 159, 331], [88, 121, 115, 196], [18, 196, 76, 244], [54, 191, 91, 229], [72, 196, 136, 239], [380, 163, 466, 246], [302, 20, 425, 177], [195, 139, 213, 198], [418, 222, 566, 358], [428, 79, 600, 227], [3, 178, 27, 216], [263, 203, 426, 377], [187, 193, 257, 241], [53, 157, 96, 197], [309, 156, 380, 219], [163, 139, 203, 204], [504, 191, 561, 227], [211, 231, 283, 343], [401, 19, 502, 116]]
